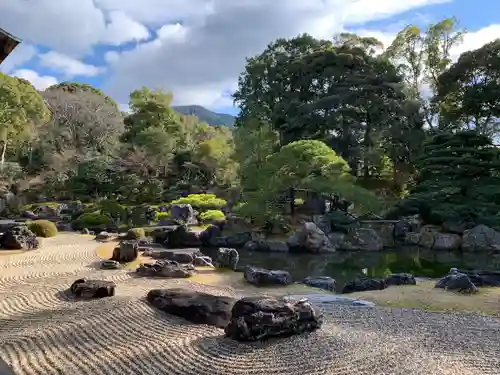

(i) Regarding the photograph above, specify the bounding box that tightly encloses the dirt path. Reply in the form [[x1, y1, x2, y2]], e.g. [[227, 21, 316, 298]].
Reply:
[[0, 234, 498, 375]]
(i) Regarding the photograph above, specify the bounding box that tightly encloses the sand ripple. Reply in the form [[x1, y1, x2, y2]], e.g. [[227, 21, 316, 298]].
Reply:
[[0, 233, 499, 375]]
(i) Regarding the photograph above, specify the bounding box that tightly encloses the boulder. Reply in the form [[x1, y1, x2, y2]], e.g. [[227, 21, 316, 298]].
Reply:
[[95, 231, 113, 241], [435, 272, 478, 293], [0, 225, 39, 250], [418, 225, 441, 248], [393, 220, 413, 240], [80, 228, 90, 235], [147, 288, 236, 328], [166, 225, 201, 248], [136, 260, 195, 278], [384, 273, 416, 286], [170, 204, 195, 224], [100, 260, 121, 269], [342, 277, 387, 294], [33, 205, 59, 218], [224, 296, 323, 341], [215, 247, 239, 270], [244, 266, 292, 286], [69, 278, 116, 299], [432, 233, 461, 251], [461, 225, 500, 252], [199, 224, 223, 246], [337, 228, 383, 251], [450, 269, 500, 287], [302, 276, 336, 292], [193, 255, 214, 267], [21, 210, 37, 219], [111, 241, 138, 262], [287, 222, 335, 253]]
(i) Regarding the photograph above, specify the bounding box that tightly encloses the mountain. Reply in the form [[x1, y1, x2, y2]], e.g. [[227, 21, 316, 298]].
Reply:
[[173, 105, 235, 126]]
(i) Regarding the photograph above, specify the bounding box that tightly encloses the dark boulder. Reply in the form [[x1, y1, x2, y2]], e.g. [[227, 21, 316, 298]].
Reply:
[[193, 255, 214, 267], [136, 260, 195, 278], [302, 276, 336, 292], [435, 272, 478, 293], [170, 204, 195, 224], [101, 260, 120, 269], [111, 241, 138, 262], [451, 269, 500, 287], [147, 288, 237, 328], [69, 278, 116, 299], [199, 224, 223, 246], [384, 273, 416, 286], [342, 277, 387, 294], [1, 225, 39, 250], [224, 296, 323, 341], [215, 247, 239, 270], [166, 225, 201, 248], [244, 266, 292, 286]]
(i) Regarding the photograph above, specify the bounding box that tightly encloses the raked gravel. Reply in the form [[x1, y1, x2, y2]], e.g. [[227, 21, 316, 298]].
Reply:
[[0, 234, 498, 375]]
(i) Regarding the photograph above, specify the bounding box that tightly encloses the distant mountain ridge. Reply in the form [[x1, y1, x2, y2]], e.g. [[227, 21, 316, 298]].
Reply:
[[173, 105, 235, 126]]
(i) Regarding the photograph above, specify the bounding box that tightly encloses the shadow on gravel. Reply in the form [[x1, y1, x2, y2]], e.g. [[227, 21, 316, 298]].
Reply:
[[54, 289, 75, 302]]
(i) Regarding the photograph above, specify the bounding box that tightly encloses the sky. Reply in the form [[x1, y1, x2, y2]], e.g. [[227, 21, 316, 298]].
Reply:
[[1, 0, 499, 116]]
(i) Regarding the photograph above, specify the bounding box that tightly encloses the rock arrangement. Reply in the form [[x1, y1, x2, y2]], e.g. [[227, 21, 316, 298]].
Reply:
[[136, 260, 195, 278], [111, 240, 138, 262], [244, 266, 292, 286], [0, 225, 39, 250], [69, 278, 116, 299], [215, 247, 239, 270], [224, 296, 323, 341]]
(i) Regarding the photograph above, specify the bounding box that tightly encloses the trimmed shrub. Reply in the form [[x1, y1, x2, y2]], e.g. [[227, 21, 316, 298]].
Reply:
[[126, 227, 145, 239], [27, 220, 58, 238], [155, 212, 170, 221], [98, 200, 126, 220], [72, 213, 110, 230], [199, 209, 226, 223], [171, 194, 227, 210]]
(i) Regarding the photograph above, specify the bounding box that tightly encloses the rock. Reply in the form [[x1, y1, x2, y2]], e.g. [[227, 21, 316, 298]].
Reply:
[[170, 204, 195, 224], [462, 225, 500, 252], [284, 293, 375, 308], [147, 288, 236, 328], [302, 276, 336, 292], [384, 273, 416, 286], [69, 278, 116, 299], [244, 266, 292, 286], [435, 273, 478, 293], [360, 221, 395, 247], [101, 260, 121, 269], [111, 241, 138, 262], [136, 261, 195, 278], [342, 277, 387, 294], [21, 210, 37, 219], [95, 231, 113, 241], [225, 232, 252, 248], [338, 228, 383, 251], [0, 225, 39, 250], [199, 224, 223, 246], [418, 225, 441, 248], [447, 268, 500, 287], [432, 233, 461, 251], [33, 205, 59, 218], [287, 222, 335, 253], [393, 220, 412, 240], [267, 241, 289, 252], [404, 232, 421, 245], [193, 255, 214, 267], [166, 225, 201, 248], [215, 247, 239, 270], [224, 296, 323, 341], [80, 228, 90, 235]]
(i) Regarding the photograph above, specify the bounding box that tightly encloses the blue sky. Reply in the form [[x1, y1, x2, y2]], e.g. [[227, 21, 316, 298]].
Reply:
[[1, 0, 499, 116]]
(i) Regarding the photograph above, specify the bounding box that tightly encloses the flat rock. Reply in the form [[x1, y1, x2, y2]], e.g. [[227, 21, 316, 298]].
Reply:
[[147, 288, 237, 328], [284, 293, 375, 308], [69, 278, 116, 299]]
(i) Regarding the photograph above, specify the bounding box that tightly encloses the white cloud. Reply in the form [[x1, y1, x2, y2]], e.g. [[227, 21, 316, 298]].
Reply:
[[11, 69, 58, 90], [451, 24, 500, 58], [39, 52, 104, 77], [102, 11, 150, 46], [0, 43, 37, 74], [1, 0, 498, 109]]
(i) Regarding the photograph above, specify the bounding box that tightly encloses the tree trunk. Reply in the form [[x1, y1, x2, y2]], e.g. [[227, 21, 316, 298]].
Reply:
[[0, 140, 6, 173]]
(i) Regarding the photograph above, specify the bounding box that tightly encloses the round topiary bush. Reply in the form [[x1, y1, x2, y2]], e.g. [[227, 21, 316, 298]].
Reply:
[[126, 227, 145, 240], [171, 194, 227, 210], [27, 220, 58, 238], [72, 212, 110, 230], [199, 209, 226, 223]]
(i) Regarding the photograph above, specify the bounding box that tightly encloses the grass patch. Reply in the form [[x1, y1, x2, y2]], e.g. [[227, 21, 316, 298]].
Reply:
[[350, 281, 500, 316], [95, 242, 147, 270]]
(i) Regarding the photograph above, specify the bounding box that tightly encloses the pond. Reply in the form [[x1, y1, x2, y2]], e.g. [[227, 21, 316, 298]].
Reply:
[[204, 247, 500, 288]]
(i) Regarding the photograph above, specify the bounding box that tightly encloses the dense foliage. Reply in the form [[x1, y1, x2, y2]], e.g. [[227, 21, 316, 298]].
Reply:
[[27, 219, 58, 237], [2, 17, 500, 227]]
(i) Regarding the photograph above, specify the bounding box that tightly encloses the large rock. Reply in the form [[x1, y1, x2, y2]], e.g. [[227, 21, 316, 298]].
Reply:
[[244, 266, 292, 286], [170, 204, 195, 224], [224, 296, 323, 341], [69, 278, 116, 299], [461, 225, 500, 252], [136, 260, 195, 278], [384, 273, 416, 286], [287, 222, 335, 253], [111, 241, 138, 262], [147, 288, 236, 328], [1, 225, 39, 250], [342, 277, 387, 294], [432, 233, 461, 251], [435, 272, 478, 293], [166, 225, 201, 248], [302, 276, 336, 292], [215, 247, 239, 270], [451, 269, 500, 287], [337, 228, 383, 251]]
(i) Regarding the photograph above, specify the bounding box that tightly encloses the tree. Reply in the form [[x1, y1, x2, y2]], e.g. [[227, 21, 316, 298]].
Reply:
[[394, 131, 500, 227], [41, 83, 125, 156], [0, 73, 50, 171], [434, 39, 500, 137]]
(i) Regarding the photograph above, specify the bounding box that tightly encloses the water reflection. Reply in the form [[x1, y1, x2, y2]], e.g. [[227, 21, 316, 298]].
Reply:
[[204, 247, 500, 287]]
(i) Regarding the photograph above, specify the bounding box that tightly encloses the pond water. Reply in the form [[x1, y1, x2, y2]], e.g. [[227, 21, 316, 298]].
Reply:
[[204, 247, 500, 288]]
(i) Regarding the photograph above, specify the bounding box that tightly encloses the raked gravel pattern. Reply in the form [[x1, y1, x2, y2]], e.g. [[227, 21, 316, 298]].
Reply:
[[0, 234, 499, 375]]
